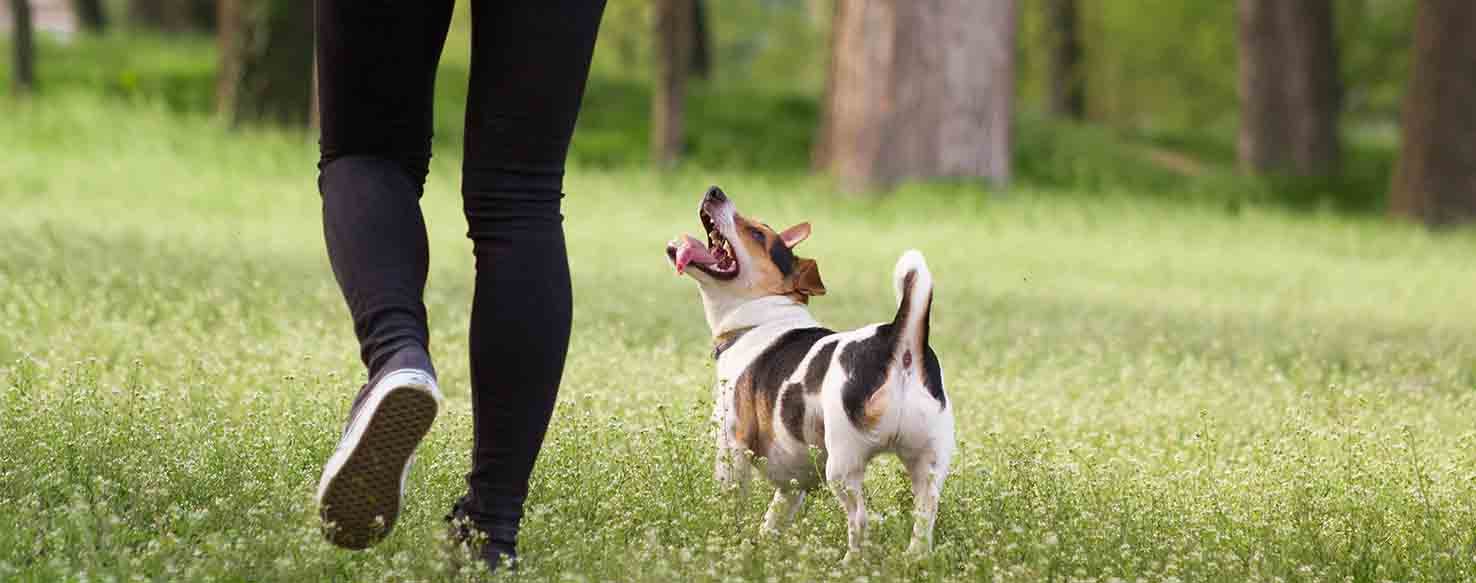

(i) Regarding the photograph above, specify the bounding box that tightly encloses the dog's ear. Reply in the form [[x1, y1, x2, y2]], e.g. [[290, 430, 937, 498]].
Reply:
[[779, 222, 811, 248], [790, 257, 826, 299]]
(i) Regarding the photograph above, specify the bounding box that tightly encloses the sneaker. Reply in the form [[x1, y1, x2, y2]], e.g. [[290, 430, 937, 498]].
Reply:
[[445, 495, 518, 573], [317, 367, 443, 549]]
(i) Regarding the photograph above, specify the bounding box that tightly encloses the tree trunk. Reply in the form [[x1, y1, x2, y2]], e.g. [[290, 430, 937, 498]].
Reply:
[[1390, 0, 1476, 226], [74, 0, 106, 34], [1046, 0, 1084, 119], [652, 0, 694, 167], [9, 0, 35, 96], [1236, 0, 1341, 176], [816, 0, 1017, 192], [811, 0, 844, 171], [310, 55, 320, 131], [216, 0, 314, 126]]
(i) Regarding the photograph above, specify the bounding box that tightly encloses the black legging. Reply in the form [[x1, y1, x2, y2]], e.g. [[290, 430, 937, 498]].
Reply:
[[315, 0, 606, 543]]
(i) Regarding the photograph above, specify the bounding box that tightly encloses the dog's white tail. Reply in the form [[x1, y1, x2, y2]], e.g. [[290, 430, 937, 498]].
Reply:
[[891, 250, 934, 356]]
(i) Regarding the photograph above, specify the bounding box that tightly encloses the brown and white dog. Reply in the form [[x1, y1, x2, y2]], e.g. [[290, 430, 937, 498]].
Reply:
[[665, 186, 955, 560]]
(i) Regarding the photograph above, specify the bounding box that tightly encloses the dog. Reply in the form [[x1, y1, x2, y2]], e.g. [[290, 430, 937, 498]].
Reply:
[[665, 186, 955, 560]]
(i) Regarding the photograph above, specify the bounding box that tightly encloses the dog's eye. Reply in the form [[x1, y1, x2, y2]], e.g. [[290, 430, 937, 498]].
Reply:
[[747, 227, 765, 242]]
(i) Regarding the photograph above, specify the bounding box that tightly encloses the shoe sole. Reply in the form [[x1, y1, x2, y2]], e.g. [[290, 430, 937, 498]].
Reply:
[[318, 372, 440, 550]]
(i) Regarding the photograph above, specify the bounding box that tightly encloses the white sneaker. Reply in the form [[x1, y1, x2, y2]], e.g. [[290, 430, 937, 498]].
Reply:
[[316, 368, 442, 549]]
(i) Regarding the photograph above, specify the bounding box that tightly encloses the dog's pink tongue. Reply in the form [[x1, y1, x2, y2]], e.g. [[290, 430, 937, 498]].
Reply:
[[675, 234, 716, 274]]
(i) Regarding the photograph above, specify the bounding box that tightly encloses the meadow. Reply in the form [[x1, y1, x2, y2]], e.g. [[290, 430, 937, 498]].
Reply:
[[4, 29, 1476, 582]]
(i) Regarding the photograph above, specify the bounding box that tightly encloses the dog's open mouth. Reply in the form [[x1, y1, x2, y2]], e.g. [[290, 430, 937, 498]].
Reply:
[[668, 207, 739, 279]]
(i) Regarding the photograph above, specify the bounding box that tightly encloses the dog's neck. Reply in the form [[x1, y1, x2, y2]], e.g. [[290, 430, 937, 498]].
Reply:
[[703, 294, 818, 338]]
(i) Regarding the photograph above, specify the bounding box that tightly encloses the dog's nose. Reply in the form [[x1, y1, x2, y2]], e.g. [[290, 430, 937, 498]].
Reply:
[[704, 186, 727, 203]]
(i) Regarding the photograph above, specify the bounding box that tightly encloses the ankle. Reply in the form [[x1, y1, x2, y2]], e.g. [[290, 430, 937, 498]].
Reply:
[[446, 495, 520, 545], [373, 343, 436, 380]]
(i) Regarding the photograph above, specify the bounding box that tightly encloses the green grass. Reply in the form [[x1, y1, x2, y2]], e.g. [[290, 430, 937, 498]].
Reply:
[[5, 31, 1476, 583]]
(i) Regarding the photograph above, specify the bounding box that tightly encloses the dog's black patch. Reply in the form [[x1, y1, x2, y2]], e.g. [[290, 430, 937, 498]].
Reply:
[[733, 327, 834, 456], [898, 270, 944, 408], [768, 239, 796, 276], [898, 271, 918, 329], [747, 328, 835, 391], [915, 289, 944, 408], [839, 325, 896, 426], [923, 345, 946, 408], [839, 269, 945, 425], [804, 341, 837, 393], [780, 382, 807, 442]]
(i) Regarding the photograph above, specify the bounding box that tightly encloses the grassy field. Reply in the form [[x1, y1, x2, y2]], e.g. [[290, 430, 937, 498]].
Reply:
[[5, 32, 1476, 583]]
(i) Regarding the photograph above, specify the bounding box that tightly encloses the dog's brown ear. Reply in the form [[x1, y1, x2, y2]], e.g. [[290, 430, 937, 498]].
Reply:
[[779, 222, 811, 248], [791, 257, 826, 299]]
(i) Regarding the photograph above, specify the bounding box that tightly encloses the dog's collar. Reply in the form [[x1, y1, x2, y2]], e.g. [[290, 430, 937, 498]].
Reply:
[[712, 327, 756, 360]]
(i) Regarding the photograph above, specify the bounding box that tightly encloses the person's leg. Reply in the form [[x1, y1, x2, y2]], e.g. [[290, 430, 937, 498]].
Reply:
[[318, 0, 453, 379], [452, 0, 607, 560], [314, 0, 454, 550]]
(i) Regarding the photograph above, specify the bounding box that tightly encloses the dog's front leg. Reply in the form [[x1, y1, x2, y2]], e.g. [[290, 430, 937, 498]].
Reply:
[[715, 443, 753, 498], [713, 428, 754, 493], [760, 488, 806, 535], [826, 459, 867, 562], [712, 381, 752, 496]]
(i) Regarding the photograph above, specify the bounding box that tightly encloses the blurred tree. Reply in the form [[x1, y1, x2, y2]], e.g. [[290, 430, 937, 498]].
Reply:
[[9, 0, 34, 96], [131, 0, 213, 32], [652, 0, 694, 167], [816, 0, 1016, 191], [73, 0, 106, 34], [690, 0, 710, 79], [215, 0, 313, 126], [310, 56, 319, 130], [811, 0, 840, 171], [1390, 0, 1476, 225], [1237, 0, 1341, 177], [1046, 0, 1084, 119]]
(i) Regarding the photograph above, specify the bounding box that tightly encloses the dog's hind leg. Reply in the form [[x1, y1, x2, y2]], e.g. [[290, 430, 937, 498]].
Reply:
[[761, 488, 806, 535], [826, 458, 867, 562], [902, 448, 950, 556]]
